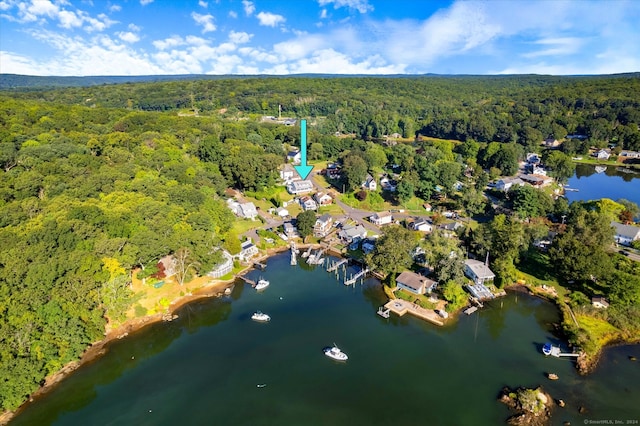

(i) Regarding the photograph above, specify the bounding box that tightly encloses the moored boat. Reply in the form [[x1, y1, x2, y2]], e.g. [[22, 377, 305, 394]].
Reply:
[[255, 278, 270, 291], [324, 344, 348, 361], [542, 343, 552, 356], [251, 311, 270, 322]]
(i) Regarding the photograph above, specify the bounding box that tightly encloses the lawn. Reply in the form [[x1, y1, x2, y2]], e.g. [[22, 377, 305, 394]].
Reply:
[[231, 218, 262, 235], [575, 314, 622, 348]]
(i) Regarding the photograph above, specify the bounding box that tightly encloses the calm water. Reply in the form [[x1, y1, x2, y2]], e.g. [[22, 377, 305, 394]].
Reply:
[[565, 164, 640, 206], [11, 254, 640, 426]]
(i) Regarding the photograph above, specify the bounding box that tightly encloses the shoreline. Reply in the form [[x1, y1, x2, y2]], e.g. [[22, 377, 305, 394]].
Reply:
[[0, 244, 312, 425]]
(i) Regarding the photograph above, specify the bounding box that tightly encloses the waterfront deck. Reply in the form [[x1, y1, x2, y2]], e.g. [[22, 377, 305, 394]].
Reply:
[[384, 299, 444, 326]]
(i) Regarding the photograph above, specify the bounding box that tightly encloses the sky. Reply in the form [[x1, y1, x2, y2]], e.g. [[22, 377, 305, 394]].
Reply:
[[1, 0, 639, 76]]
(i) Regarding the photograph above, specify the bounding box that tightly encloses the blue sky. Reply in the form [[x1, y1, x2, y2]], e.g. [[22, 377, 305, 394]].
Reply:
[[1, 0, 639, 76]]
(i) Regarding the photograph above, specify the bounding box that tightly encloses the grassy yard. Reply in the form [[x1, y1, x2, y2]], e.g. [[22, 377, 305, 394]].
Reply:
[[231, 218, 262, 235], [575, 314, 622, 349], [395, 288, 437, 310]]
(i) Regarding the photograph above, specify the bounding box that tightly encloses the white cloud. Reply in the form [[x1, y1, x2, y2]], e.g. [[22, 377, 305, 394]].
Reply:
[[118, 31, 140, 43], [317, 0, 373, 14], [229, 31, 252, 44], [320, 9, 327, 19], [109, 4, 121, 13], [192, 12, 216, 33], [521, 37, 584, 58], [198, 0, 208, 7], [242, 0, 254, 16], [57, 10, 82, 28], [256, 11, 285, 27], [140, 0, 154, 5], [228, 10, 237, 18]]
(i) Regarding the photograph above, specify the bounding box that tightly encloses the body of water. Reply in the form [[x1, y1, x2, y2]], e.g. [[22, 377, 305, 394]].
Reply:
[[11, 254, 640, 425], [565, 164, 640, 206]]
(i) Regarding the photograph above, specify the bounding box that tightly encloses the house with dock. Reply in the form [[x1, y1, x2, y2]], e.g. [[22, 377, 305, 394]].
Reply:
[[238, 239, 259, 262], [338, 224, 367, 243], [313, 214, 333, 237], [464, 259, 495, 285], [396, 271, 437, 295], [207, 250, 233, 278]]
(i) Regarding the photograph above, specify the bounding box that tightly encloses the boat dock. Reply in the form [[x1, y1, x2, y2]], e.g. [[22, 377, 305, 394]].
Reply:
[[253, 261, 267, 270], [327, 258, 348, 272], [464, 306, 478, 315], [377, 306, 390, 318], [307, 249, 326, 265], [547, 346, 580, 358], [290, 243, 298, 266], [238, 275, 257, 286], [383, 299, 444, 326], [344, 267, 369, 285]]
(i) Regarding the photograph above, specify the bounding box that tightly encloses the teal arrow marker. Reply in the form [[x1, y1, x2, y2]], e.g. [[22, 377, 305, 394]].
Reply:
[[294, 119, 314, 180]]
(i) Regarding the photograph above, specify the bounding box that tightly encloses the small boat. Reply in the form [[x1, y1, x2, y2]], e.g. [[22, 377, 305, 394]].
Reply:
[[436, 309, 449, 319], [542, 343, 552, 356], [324, 344, 348, 361], [251, 311, 270, 322], [255, 278, 270, 291], [256, 384, 267, 388], [547, 373, 559, 380]]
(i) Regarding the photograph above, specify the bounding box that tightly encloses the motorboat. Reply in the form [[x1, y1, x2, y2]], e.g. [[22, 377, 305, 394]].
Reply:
[[251, 311, 270, 322], [542, 343, 552, 355], [255, 278, 270, 291], [324, 344, 348, 361]]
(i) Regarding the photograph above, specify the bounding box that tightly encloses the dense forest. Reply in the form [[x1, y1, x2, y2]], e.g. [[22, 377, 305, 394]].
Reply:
[[1, 74, 640, 413]]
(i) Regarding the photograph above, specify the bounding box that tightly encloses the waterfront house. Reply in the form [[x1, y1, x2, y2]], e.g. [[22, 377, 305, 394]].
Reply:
[[287, 180, 314, 195], [238, 239, 259, 262], [287, 149, 301, 164], [314, 191, 333, 206], [361, 239, 376, 254], [156, 254, 177, 278], [591, 296, 610, 309], [338, 224, 367, 243], [611, 221, 640, 246], [593, 149, 611, 160], [464, 259, 495, 285], [495, 177, 524, 192], [396, 271, 437, 295], [313, 214, 333, 237], [619, 150, 640, 159], [279, 163, 296, 181], [207, 250, 233, 278], [275, 207, 289, 218], [518, 173, 553, 187], [284, 222, 298, 238], [370, 211, 393, 226], [362, 174, 377, 191], [299, 196, 318, 211]]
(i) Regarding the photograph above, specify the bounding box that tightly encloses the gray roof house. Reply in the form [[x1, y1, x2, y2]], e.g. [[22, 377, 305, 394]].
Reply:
[[287, 180, 314, 195], [611, 221, 640, 246], [238, 202, 258, 220], [313, 214, 333, 237], [238, 239, 259, 262], [464, 259, 495, 285], [396, 271, 437, 295], [338, 224, 367, 243]]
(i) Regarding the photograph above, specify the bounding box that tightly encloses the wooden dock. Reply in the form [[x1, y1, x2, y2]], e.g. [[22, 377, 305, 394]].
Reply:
[[383, 299, 444, 326], [327, 258, 348, 272], [238, 275, 256, 286], [344, 267, 369, 285], [377, 306, 390, 318], [254, 261, 267, 270], [464, 306, 478, 315]]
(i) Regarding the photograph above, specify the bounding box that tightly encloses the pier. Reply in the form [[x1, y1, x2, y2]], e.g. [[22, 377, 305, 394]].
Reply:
[[253, 261, 267, 270], [290, 243, 298, 266], [344, 267, 369, 285], [238, 275, 256, 286], [327, 258, 348, 272], [464, 306, 478, 315], [377, 306, 390, 318], [383, 299, 444, 326], [307, 249, 326, 265]]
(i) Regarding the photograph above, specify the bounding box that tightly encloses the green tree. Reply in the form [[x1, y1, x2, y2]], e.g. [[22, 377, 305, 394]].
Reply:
[[342, 154, 368, 192], [296, 210, 316, 239], [365, 226, 417, 278]]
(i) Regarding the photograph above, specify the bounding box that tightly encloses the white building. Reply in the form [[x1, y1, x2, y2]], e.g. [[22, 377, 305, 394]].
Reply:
[[370, 211, 393, 226], [396, 271, 437, 295], [287, 180, 314, 195], [611, 221, 640, 246], [207, 250, 234, 278], [464, 259, 495, 285], [362, 174, 377, 191], [238, 239, 259, 262]]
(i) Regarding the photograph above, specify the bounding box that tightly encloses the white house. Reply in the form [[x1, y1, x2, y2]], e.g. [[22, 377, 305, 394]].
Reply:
[[287, 150, 301, 164], [313, 214, 333, 237], [275, 207, 289, 218], [411, 219, 433, 233], [396, 271, 437, 295], [314, 191, 333, 206], [207, 250, 233, 278], [287, 180, 314, 195], [362, 174, 377, 191], [495, 177, 524, 192], [370, 211, 393, 226], [591, 296, 610, 309], [238, 202, 258, 220], [380, 176, 397, 192], [464, 259, 495, 285], [238, 239, 259, 262], [299, 196, 318, 211], [620, 150, 640, 159], [594, 149, 611, 160], [338, 224, 367, 243], [611, 221, 640, 246], [279, 163, 296, 181], [283, 222, 298, 238]]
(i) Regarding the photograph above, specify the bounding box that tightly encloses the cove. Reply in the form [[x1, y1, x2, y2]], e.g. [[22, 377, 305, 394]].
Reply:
[[564, 164, 640, 206], [11, 253, 640, 425]]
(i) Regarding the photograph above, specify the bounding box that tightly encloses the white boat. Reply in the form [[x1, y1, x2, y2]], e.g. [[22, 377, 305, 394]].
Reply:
[[251, 311, 270, 322], [255, 278, 270, 291], [324, 344, 348, 361]]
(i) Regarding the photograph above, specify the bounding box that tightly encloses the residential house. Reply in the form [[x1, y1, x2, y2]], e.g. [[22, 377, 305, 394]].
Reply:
[[526, 153, 541, 164], [275, 207, 289, 218], [338, 224, 367, 243], [591, 296, 610, 309], [411, 219, 433, 233], [518, 174, 553, 187], [156, 254, 177, 278], [593, 149, 611, 160], [313, 214, 333, 237], [611, 221, 640, 246], [314, 191, 333, 206], [325, 163, 341, 179], [238, 239, 259, 262], [495, 177, 524, 192], [287, 149, 301, 164], [279, 163, 296, 181], [238, 202, 258, 220], [543, 137, 561, 148], [370, 211, 393, 226], [286, 180, 314, 195], [396, 271, 437, 295], [464, 259, 495, 285], [620, 150, 640, 159], [439, 221, 463, 238], [380, 176, 397, 192], [362, 174, 377, 191], [283, 222, 298, 238], [283, 119, 297, 126], [361, 239, 376, 254], [299, 196, 318, 211], [207, 250, 233, 278]]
